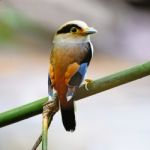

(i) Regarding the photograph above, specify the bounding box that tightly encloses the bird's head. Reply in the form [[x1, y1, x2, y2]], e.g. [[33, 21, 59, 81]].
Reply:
[[53, 20, 97, 44]]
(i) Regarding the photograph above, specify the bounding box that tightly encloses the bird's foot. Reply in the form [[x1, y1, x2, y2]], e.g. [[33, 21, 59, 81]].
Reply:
[[84, 79, 93, 91]]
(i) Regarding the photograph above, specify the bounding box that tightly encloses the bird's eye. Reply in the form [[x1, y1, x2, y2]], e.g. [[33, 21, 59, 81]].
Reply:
[[70, 27, 77, 33]]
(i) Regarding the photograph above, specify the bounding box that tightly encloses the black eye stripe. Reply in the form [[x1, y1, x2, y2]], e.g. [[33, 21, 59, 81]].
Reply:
[[57, 24, 82, 34]]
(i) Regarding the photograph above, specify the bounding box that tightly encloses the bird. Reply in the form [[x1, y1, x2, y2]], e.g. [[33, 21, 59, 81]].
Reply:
[[48, 20, 97, 131]]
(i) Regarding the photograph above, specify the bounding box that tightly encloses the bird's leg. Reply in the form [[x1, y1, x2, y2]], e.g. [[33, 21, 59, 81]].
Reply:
[[84, 79, 93, 91]]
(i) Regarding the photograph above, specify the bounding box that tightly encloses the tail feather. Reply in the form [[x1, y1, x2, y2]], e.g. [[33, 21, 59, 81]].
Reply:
[[60, 102, 76, 132]]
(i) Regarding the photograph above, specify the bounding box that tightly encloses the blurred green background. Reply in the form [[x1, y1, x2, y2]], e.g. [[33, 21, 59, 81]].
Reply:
[[0, 0, 150, 150]]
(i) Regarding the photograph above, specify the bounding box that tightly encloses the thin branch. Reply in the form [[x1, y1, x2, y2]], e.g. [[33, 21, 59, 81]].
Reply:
[[31, 134, 42, 150], [32, 114, 53, 150], [32, 94, 59, 150], [42, 112, 48, 150], [42, 96, 58, 150], [0, 61, 150, 127]]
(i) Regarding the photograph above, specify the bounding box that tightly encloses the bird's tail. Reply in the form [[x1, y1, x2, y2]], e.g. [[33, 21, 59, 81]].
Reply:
[[60, 100, 76, 132]]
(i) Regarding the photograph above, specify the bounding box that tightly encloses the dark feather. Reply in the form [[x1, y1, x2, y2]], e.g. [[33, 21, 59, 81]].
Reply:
[[60, 102, 76, 131], [69, 63, 88, 86], [80, 42, 92, 65], [57, 24, 81, 34], [48, 74, 53, 96]]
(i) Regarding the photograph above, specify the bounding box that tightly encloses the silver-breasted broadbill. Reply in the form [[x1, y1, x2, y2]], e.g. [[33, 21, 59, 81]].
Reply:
[[48, 20, 97, 131]]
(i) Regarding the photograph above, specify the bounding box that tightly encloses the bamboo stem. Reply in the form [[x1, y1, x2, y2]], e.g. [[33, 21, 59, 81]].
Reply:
[[42, 111, 49, 150], [32, 115, 53, 150], [0, 61, 150, 128], [41, 95, 59, 150]]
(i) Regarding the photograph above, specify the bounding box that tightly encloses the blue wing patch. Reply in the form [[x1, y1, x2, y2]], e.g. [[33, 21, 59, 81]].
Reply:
[[68, 63, 88, 86], [66, 63, 88, 101], [48, 74, 53, 97]]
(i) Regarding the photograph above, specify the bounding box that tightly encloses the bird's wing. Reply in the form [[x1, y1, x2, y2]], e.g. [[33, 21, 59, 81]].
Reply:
[[66, 42, 93, 101], [68, 63, 88, 86], [66, 62, 88, 101]]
